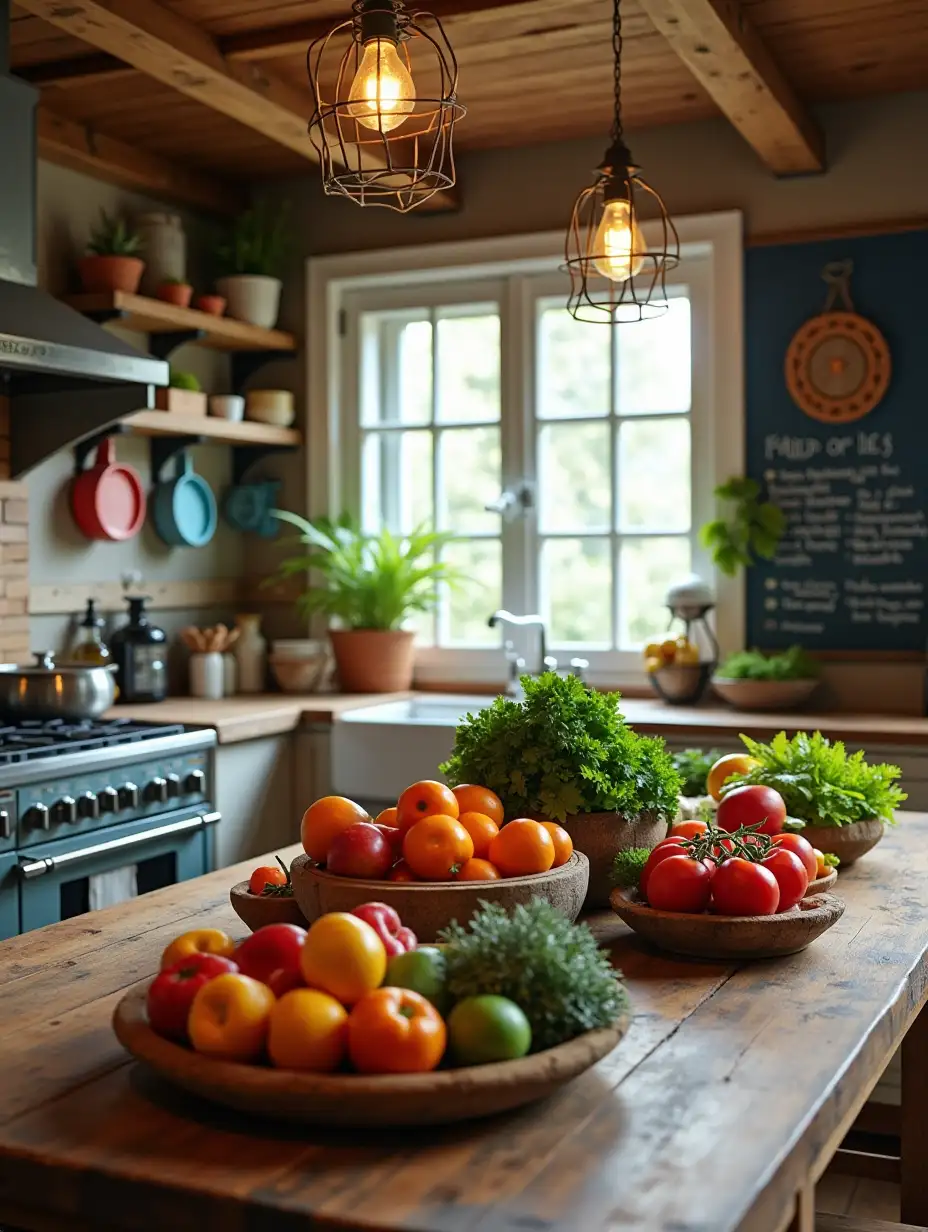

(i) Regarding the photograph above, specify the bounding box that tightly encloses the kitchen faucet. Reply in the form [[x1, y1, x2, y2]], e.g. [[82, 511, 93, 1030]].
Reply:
[[488, 610, 589, 697]]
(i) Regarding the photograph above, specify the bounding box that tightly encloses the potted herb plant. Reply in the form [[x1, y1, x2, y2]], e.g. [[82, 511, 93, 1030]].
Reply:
[[726, 731, 906, 863], [265, 511, 460, 692], [214, 204, 289, 329], [156, 370, 206, 416], [78, 210, 145, 295], [440, 673, 681, 906], [712, 645, 819, 711], [155, 278, 193, 309]]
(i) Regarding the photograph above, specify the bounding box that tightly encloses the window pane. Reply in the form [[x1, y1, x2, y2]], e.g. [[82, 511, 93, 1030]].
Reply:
[[617, 418, 691, 532], [617, 297, 691, 415], [542, 537, 612, 647], [438, 426, 501, 535], [436, 310, 500, 423], [538, 422, 611, 533], [441, 539, 501, 646], [619, 536, 691, 649], [537, 301, 610, 419], [362, 430, 432, 533], [360, 313, 432, 425]]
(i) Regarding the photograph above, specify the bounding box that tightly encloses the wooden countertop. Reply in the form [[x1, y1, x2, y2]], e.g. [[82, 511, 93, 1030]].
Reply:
[[2, 823, 928, 1231]]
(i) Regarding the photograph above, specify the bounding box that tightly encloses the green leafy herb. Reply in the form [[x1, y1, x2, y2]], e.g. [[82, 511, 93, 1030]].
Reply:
[[716, 646, 818, 681], [823, 852, 840, 868], [700, 476, 785, 576], [440, 673, 681, 822], [671, 748, 725, 797], [214, 202, 290, 278], [731, 731, 905, 827], [264, 510, 462, 631], [260, 855, 294, 898], [169, 370, 201, 392], [86, 210, 143, 258], [611, 848, 651, 889], [440, 899, 626, 1051]]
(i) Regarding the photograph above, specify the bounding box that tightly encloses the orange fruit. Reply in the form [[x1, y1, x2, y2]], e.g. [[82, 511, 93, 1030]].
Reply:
[[457, 810, 499, 859], [455, 857, 502, 882], [160, 927, 235, 972], [488, 818, 555, 877], [452, 784, 504, 827], [374, 806, 399, 828], [396, 780, 459, 832], [300, 913, 387, 1006], [267, 988, 348, 1072], [705, 754, 759, 802], [403, 814, 474, 881], [301, 796, 370, 863], [540, 821, 573, 868], [187, 973, 275, 1062]]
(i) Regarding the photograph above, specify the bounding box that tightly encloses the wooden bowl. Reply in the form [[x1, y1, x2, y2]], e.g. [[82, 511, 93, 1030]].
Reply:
[[559, 810, 667, 908], [799, 818, 884, 865], [710, 677, 819, 711], [805, 867, 837, 896], [112, 985, 629, 1127], [609, 887, 844, 960], [290, 852, 590, 942], [229, 882, 307, 931]]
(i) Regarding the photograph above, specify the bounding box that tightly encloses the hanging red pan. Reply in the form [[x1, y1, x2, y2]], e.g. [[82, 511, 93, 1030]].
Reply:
[[71, 437, 146, 541]]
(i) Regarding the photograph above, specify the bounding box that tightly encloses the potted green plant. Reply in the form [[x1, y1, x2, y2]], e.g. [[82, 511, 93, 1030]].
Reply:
[[440, 673, 681, 906], [214, 204, 289, 329], [156, 369, 206, 416], [265, 511, 460, 692], [155, 278, 193, 309], [699, 476, 785, 576], [78, 210, 145, 295], [712, 646, 819, 711]]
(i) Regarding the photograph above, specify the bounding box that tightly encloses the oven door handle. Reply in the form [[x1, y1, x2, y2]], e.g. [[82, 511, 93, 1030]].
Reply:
[[17, 812, 221, 880]]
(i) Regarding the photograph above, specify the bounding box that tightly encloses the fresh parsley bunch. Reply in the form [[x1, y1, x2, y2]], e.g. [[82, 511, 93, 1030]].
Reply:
[[731, 731, 905, 827], [440, 673, 681, 822], [440, 900, 627, 1051], [672, 748, 725, 797]]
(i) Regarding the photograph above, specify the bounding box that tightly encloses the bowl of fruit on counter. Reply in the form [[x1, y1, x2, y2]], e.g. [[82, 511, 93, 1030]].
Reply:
[[289, 781, 590, 942], [231, 857, 308, 931], [644, 635, 713, 705]]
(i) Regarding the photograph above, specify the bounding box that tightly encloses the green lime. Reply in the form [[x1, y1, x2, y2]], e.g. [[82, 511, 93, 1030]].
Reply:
[[447, 995, 532, 1065], [385, 946, 449, 1015]]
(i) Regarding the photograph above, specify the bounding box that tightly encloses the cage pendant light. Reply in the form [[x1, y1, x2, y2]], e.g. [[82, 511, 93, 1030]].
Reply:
[[307, 0, 465, 212], [564, 0, 679, 322]]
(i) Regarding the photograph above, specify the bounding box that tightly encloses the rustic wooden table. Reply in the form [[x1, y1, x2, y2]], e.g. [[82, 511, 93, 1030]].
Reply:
[[1, 819, 927, 1232]]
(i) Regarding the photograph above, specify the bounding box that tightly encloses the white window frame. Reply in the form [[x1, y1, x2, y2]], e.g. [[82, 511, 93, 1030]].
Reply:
[[307, 211, 744, 687]]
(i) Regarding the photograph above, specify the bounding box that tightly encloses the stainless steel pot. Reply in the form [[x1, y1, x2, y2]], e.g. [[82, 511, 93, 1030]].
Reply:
[[0, 653, 118, 720]]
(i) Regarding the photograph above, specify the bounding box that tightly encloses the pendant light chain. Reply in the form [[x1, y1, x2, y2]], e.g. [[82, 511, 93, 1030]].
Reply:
[[611, 0, 623, 146]]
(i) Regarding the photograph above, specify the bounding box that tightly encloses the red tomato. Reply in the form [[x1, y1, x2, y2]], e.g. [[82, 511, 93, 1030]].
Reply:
[[716, 785, 787, 837], [640, 841, 686, 897], [147, 952, 238, 1040], [646, 855, 713, 913], [710, 858, 780, 916], [761, 848, 809, 911], [248, 864, 287, 895], [771, 833, 818, 881], [669, 820, 710, 840]]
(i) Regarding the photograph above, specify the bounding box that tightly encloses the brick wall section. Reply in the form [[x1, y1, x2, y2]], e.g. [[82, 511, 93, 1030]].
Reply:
[[0, 397, 30, 663]]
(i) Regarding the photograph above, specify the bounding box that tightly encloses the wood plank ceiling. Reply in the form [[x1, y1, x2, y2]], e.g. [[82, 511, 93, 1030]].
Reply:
[[10, 0, 928, 211]]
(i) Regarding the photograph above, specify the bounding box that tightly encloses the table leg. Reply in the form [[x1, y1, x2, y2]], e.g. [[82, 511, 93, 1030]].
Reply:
[[787, 1179, 815, 1232], [901, 999, 928, 1225]]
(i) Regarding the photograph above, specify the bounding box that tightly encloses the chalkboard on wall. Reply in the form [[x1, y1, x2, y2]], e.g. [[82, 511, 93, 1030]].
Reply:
[[745, 229, 928, 654]]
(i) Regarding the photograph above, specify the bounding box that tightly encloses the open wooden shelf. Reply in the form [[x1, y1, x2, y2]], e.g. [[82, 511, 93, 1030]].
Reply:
[[65, 290, 297, 354], [126, 410, 301, 448]]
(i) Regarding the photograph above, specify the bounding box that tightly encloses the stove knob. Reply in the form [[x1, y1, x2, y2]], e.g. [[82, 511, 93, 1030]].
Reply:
[[55, 796, 77, 825], [184, 769, 206, 794], [25, 803, 49, 832], [165, 773, 181, 799], [118, 782, 139, 809], [146, 777, 168, 804], [78, 791, 100, 820], [99, 787, 119, 813]]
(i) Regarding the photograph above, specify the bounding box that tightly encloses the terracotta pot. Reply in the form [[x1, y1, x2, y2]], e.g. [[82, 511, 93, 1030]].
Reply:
[[799, 818, 885, 865], [195, 294, 226, 316], [155, 282, 193, 308], [329, 628, 415, 692], [78, 255, 145, 294], [559, 810, 669, 907]]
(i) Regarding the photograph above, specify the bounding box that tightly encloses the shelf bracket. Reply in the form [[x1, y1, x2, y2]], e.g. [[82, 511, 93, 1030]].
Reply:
[[73, 422, 129, 475], [148, 330, 207, 361], [230, 349, 295, 394], [149, 434, 205, 481], [232, 443, 295, 486]]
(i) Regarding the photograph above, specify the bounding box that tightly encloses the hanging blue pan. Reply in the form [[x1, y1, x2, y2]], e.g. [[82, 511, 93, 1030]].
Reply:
[[151, 451, 217, 547]]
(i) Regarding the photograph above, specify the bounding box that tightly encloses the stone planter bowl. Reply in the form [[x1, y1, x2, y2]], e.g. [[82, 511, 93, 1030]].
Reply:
[[558, 811, 669, 907], [229, 882, 308, 931], [290, 851, 589, 942], [798, 818, 885, 865]]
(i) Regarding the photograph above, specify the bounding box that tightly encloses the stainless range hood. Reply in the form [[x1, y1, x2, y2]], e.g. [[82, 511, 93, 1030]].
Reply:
[[1, 22, 167, 477]]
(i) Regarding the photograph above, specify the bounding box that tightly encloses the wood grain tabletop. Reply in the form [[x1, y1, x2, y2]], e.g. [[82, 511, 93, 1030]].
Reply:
[[0, 821, 926, 1232]]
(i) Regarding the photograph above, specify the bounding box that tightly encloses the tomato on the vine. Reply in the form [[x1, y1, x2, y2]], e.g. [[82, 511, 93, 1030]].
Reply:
[[640, 841, 687, 897], [669, 820, 710, 841], [646, 855, 713, 913], [760, 848, 808, 911], [716, 785, 786, 837], [710, 858, 780, 916], [771, 833, 818, 881]]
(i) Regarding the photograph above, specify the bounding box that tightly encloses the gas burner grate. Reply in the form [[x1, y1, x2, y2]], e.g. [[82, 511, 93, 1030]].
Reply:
[[0, 718, 186, 763]]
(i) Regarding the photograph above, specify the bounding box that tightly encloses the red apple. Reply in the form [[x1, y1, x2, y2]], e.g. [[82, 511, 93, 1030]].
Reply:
[[146, 952, 238, 1040], [716, 784, 787, 837], [327, 822, 393, 879], [233, 922, 306, 992], [375, 823, 405, 860]]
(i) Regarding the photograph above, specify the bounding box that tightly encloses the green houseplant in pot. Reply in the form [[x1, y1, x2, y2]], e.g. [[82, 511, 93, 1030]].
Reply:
[[265, 511, 460, 692], [440, 673, 681, 906], [214, 203, 289, 329], [78, 210, 145, 295]]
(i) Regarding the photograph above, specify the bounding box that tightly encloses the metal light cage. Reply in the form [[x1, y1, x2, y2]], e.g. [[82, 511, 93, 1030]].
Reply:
[[306, 0, 465, 212]]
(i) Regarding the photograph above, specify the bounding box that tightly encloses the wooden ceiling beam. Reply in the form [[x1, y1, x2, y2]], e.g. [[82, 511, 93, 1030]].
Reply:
[[37, 106, 243, 214], [636, 0, 825, 174]]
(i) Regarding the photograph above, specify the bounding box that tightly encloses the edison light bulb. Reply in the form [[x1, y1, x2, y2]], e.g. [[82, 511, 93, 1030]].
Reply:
[[591, 198, 647, 282], [347, 38, 415, 133]]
